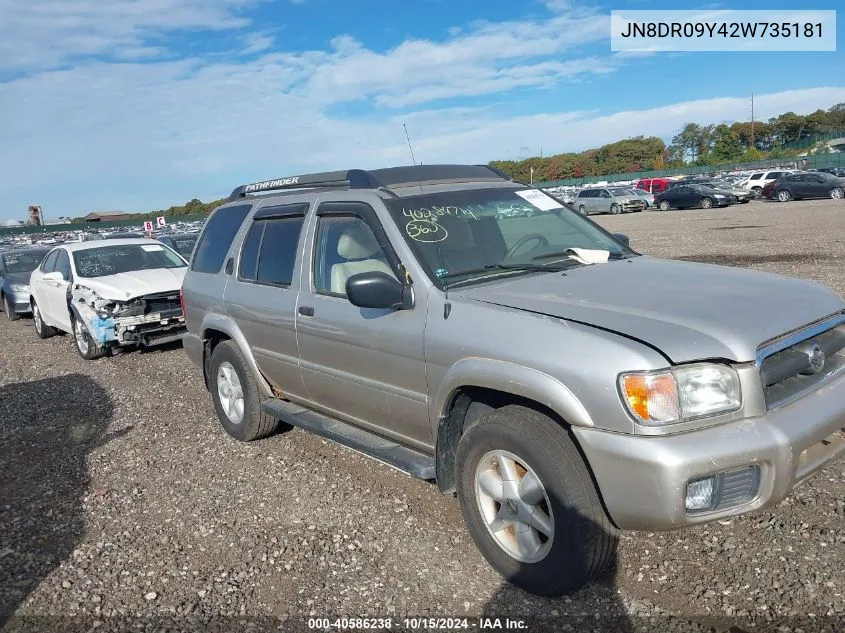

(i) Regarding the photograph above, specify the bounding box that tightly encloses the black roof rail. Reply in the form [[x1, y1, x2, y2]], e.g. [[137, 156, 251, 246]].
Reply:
[[226, 164, 512, 202]]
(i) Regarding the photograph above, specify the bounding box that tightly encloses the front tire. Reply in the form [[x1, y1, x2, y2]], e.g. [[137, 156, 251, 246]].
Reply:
[[609, 203, 620, 215], [830, 187, 844, 199], [700, 197, 713, 209], [456, 405, 617, 596], [209, 340, 279, 441], [73, 315, 106, 360], [32, 300, 57, 339], [3, 295, 20, 321]]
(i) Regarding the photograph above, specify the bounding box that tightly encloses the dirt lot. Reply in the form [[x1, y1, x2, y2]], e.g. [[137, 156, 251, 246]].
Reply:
[[1, 198, 843, 633]]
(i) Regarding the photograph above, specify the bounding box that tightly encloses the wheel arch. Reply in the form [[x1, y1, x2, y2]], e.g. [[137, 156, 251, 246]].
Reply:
[[431, 359, 593, 494], [200, 313, 274, 397]]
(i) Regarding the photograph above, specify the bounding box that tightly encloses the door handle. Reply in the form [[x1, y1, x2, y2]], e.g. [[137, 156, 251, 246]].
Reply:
[[298, 306, 315, 317]]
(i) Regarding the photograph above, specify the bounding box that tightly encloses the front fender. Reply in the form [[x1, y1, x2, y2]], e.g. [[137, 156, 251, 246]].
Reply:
[[430, 357, 594, 438], [200, 313, 274, 398]]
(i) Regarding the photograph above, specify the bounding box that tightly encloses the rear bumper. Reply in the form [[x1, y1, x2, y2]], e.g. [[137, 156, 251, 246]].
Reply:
[[574, 371, 845, 531], [7, 290, 31, 314], [183, 330, 203, 368]]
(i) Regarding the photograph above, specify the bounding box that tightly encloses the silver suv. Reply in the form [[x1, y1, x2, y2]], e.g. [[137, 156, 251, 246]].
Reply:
[[574, 187, 645, 215], [181, 164, 845, 597]]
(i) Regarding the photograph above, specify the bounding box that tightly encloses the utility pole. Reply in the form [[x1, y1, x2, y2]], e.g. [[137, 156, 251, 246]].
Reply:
[[750, 93, 755, 150]]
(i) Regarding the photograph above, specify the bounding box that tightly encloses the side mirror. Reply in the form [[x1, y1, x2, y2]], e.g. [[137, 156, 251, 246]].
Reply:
[[42, 271, 65, 282], [346, 271, 413, 310], [612, 232, 630, 247]]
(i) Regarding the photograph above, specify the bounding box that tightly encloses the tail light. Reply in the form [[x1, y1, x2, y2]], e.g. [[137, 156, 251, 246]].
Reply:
[[179, 287, 186, 318]]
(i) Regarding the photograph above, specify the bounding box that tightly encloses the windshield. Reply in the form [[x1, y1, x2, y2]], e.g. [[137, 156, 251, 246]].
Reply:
[[383, 186, 636, 287], [631, 189, 649, 196], [609, 188, 631, 197], [2, 251, 47, 274], [168, 236, 198, 259], [72, 244, 187, 278]]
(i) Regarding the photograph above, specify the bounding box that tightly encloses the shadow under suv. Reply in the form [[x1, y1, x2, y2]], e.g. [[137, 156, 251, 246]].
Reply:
[[181, 164, 845, 597]]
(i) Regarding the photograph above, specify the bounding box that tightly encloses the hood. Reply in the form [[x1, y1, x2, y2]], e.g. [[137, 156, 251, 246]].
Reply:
[[76, 267, 186, 301], [456, 256, 844, 363]]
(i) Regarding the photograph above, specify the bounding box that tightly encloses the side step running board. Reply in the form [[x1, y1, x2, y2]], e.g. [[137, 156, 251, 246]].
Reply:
[[261, 398, 436, 480]]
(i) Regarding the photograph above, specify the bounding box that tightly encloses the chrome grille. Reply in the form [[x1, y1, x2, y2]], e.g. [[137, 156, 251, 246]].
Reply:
[[759, 319, 845, 409]]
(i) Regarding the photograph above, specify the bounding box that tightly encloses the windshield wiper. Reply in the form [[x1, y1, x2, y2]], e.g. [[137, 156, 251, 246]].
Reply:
[[439, 263, 578, 288], [531, 250, 633, 262]]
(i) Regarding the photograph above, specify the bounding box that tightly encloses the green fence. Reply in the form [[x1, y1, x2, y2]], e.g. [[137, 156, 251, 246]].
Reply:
[[782, 130, 845, 152], [0, 213, 208, 237]]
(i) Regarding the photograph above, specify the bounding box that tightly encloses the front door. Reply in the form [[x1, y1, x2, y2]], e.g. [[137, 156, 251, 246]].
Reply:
[[295, 200, 431, 450], [37, 249, 73, 332]]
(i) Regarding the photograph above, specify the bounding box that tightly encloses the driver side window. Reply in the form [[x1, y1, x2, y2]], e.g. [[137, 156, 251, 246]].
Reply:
[[313, 215, 397, 297], [41, 250, 59, 273]]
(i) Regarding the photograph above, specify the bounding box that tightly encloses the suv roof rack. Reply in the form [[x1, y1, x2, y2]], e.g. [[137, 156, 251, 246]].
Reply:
[[226, 164, 513, 202]]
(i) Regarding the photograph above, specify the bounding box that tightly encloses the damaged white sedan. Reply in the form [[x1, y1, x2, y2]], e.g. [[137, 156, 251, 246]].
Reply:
[[29, 239, 188, 359]]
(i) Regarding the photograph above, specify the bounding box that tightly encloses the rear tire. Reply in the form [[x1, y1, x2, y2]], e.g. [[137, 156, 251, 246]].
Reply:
[[3, 295, 20, 321], [658, 200, 671, 211], [456, 405, 617, 597], [209, 340, 279, 441], [32, 300, 57, 339], [776, 190, 792, 202], [578, 205, 587, 216]]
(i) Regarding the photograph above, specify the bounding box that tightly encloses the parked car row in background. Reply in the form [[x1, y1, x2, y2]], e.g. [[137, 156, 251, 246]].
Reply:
[[2, 163, 845, 601]]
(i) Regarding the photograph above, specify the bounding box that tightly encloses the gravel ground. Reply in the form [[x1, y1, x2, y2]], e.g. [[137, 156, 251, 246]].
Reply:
[[1, 198, 843, 633]]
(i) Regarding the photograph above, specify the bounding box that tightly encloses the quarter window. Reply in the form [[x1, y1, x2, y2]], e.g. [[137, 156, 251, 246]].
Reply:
[[191, 204, 252, 274]]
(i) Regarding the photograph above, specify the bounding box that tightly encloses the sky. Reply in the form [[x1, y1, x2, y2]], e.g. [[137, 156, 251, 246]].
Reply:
[[1, 0, 843, 222]]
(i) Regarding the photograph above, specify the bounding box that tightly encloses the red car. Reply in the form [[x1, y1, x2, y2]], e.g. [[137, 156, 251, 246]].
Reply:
[[761, 179, 779, 199]]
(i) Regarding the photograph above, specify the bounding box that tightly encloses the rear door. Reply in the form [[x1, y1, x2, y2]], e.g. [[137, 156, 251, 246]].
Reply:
[[223, 201, 309, 399]]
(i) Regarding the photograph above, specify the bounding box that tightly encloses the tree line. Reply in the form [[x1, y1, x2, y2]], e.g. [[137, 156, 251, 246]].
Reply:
[[490, 103, 845, 183], [66, 103, 845, 223]]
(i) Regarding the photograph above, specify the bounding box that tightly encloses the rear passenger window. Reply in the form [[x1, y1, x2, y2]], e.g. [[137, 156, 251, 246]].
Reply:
[[191, 204, 252, 273], [255, 217, 305, 286], [749, 174, 762, 180]]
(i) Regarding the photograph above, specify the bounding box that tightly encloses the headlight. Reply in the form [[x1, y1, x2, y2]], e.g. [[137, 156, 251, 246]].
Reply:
[[619, 364, 741, 426], [713, 194, 725, 199], [10, 283, 29, 293]]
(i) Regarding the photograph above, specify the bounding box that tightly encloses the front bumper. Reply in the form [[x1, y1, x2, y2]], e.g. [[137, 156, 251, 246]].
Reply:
[[574, 370, 845, 531]]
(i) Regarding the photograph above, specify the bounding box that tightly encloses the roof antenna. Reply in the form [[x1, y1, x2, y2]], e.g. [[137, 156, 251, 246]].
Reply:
[[403, 123, 418, 166], [403, 123, 447, 315]]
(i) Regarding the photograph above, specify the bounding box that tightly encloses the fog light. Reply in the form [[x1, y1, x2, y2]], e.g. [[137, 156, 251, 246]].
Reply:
[[685, 476, 716, 511], [685, 466, 761, 514]]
